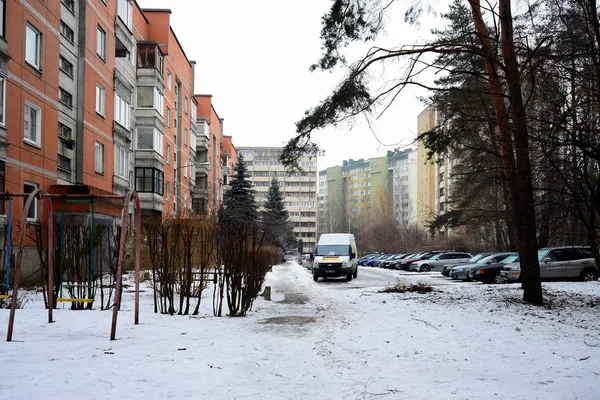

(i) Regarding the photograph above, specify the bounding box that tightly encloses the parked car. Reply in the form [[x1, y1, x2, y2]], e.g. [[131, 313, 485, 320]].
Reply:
[[410, 252, 472, 272], [470, 253, 519, 284], [382, 254, 407, 269], [501, 246, 598, 282], [374, 254, 395, 268], [358, 255, 377, 266], [365, 254, 387, 267], [387, 253, 416, 270], [450, 253, 517, 281], [441, 253, 496, 276], [499, 261, 522, 282], [397, 251, 449, 271]]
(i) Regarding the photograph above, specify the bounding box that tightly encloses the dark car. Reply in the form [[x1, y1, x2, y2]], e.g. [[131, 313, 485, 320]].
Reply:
[[470, 253, 519, 284], [374, 254, 394, 268], [441, 253, 496, 277], [382, 254, 408, 269]]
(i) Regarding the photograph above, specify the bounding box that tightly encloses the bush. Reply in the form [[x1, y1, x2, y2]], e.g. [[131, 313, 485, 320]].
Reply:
[[380, 280, 434, 294]]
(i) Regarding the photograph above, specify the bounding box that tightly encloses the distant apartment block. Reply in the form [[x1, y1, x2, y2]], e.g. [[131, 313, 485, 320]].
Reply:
[[318, 149, 418, 234], [416, 105, 455, 237], [238, 147, 318, 253]]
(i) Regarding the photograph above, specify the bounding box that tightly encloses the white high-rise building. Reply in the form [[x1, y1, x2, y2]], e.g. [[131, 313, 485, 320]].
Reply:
[[237, 147, 318, 252]]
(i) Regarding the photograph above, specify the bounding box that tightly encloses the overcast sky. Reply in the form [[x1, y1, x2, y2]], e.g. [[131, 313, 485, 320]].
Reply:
[[137, 0, 445, 169]]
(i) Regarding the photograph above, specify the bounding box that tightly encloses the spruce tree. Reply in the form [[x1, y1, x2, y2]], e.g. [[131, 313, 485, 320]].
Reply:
[[220, 154, 257, 226], [260, 178, 293, 248]]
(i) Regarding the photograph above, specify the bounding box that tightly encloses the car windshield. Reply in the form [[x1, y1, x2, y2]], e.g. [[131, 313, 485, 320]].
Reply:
[[538, 249, 549, 261], [402, 253, 415, 259], [422, 253, 437, 259], [478, 254, 501, 263], [393, 254, 405, 260], [317, 245, 350, 256], [429, 253, 443, 260], [468, 254, 487, 263], [501, 255, 519, 264]]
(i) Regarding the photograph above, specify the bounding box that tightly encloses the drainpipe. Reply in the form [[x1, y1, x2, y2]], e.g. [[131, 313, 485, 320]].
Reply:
[[75, 0, 86, 184]]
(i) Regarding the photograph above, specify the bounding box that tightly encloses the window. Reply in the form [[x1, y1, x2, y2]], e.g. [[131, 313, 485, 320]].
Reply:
[[0, 0, 5, 38], [0, 75, 5, 126], [23, 182, 39, 221], [166, 144, 170, 164], [24, 102, 41, 146], [166, 182, 170, 201], [190, 102, 196, 123], [117, 0, 133, 29], [166, 107, 171, 127], [137, 87, 163, 115], [189, 130, 196, 149], [135, 168, 164, 195], [114, 145, 130, 178], [167, 71, 172, 91], [136, 127, 163, 155], [96, 26, 106, 60], [95, 142, 104, 174], [0, 161, 4, 214], [25, 24, 42, 70], [96, 85, 105, 116], [184, 97, 188, 114], [59, 123, 71, 139], [439, 187, 444, 197], [154, 89, 164, 115], [58, 87, 73, 107], [61, 0, 74, 13], [60, 21, 74, 43], [58, 154, 71, 171], [114, 92, 130, 129], [184, 128, 187, 146], [59, 56, 73, 77]]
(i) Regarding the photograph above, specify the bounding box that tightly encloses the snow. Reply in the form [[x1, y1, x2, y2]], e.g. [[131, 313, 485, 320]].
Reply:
[[1, 262, 600, 399]]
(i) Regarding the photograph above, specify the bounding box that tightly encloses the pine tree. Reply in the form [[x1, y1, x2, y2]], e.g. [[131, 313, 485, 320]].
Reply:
[[260, 178, 294, 248], [220, 154, 257, 226]]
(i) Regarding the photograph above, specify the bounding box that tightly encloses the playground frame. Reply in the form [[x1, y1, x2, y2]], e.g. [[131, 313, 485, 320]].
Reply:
[[3, 190, 141, 341]]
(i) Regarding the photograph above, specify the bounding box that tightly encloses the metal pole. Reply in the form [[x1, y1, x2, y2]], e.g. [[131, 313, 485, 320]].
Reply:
[[134, 194, 141, 325], [7, 189, 42, 341], [4, 198, 12, 291], [46, 197, 54, 323]]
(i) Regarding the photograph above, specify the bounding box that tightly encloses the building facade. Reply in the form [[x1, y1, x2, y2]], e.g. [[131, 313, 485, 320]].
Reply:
[[416, 105, 455, 237], [0, 1, 237, 281], [238, 147, 318, 253], [387, 148, 418, 227]]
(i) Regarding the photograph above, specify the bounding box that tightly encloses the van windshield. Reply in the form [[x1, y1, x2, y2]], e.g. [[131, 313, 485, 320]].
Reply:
[[317, 245, 350, 256]]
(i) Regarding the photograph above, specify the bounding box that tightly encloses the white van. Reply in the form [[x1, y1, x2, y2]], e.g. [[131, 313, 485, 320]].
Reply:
[[312, 233, 358, 282]]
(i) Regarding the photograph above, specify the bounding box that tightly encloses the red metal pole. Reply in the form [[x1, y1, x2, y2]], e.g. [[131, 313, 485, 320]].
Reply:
[[134, 194, 141, 325], [110, 192, 131, 340], [7, 190, 42, 341], [46, 197, 54, 323]]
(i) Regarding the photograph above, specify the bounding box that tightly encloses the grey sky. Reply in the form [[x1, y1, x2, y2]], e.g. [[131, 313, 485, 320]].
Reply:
[[138, 0, 444, 169]]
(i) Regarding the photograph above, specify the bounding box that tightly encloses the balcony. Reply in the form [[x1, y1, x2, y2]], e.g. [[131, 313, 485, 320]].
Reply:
[[195, 162, 209, 177], [196, 134, 209, 151]]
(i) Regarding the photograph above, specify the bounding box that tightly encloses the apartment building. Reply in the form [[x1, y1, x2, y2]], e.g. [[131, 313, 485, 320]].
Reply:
[[238, 147, 318, 253], [318, 148, 418, 234], [416, 105, 455, 237], [387, 148, 418, 227]]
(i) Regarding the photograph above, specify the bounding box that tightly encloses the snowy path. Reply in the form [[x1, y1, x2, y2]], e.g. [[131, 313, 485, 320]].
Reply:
[[1, 262, 600, 399]]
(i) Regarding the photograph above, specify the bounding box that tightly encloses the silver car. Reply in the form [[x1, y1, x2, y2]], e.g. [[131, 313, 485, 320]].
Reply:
[[501, 247, 598, 282], [410, 252, 472, 272], [450, 253, 515, 281]]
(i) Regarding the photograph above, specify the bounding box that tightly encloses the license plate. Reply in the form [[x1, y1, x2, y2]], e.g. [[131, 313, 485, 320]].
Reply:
[[326, 270, 335, 273]]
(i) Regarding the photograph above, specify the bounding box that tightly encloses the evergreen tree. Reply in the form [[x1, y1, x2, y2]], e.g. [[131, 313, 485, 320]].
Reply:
[[260, 178, 294, 248], [220, 154, 257, 226]]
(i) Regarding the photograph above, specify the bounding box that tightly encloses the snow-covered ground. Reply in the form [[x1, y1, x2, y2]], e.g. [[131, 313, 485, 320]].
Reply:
[[1, 262, 600, 399]]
